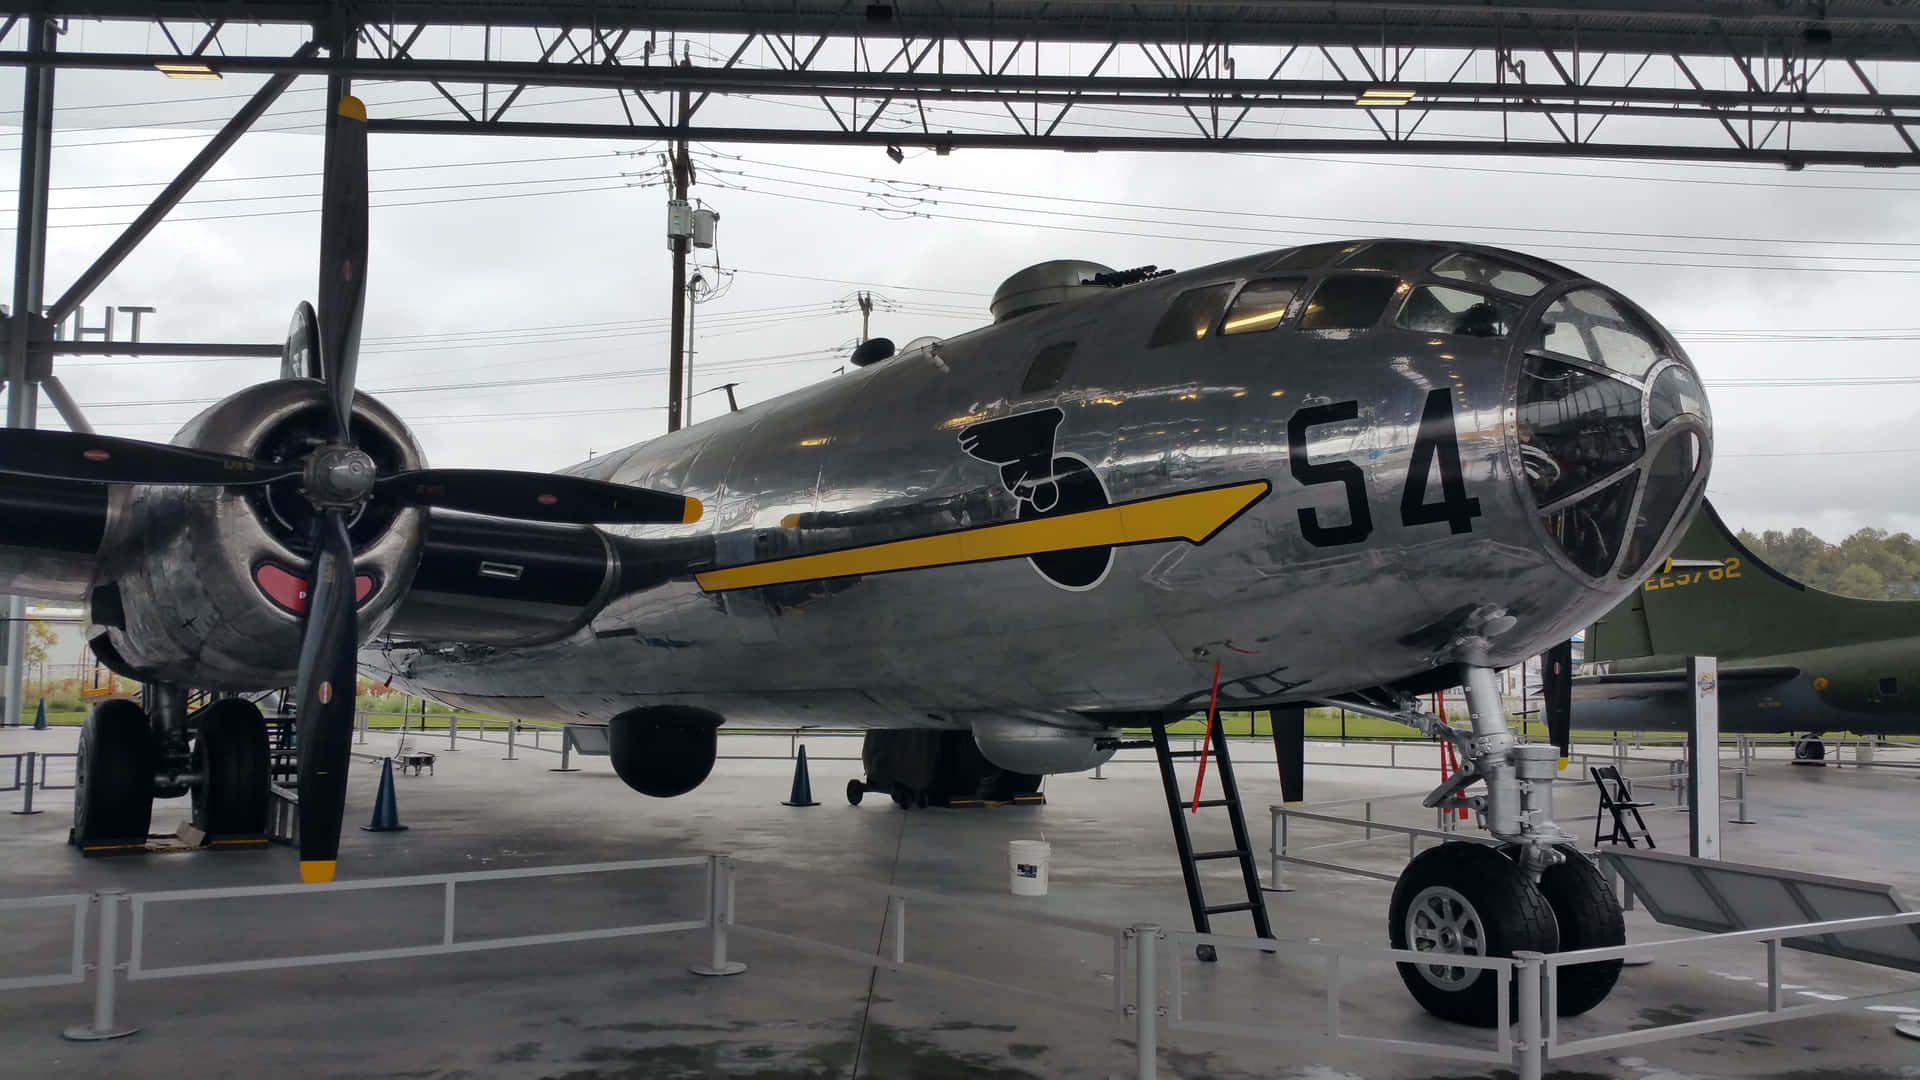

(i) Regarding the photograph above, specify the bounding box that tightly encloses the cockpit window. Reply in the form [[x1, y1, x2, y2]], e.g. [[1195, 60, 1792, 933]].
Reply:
[[1620, 432, 1701, 576], [1517, 355, 1645, 504], [1431, 252, 1547, 297], [1021, 342, 1075, 392], [1536, 290, 1669, 379], [1266, 241, 1362, 272], [1542, 472, 1636, 577], [1340, 241, 1447, 273], [1147, 283, 1237, 347], [1221, 277, 1304, 335], [1299, 274, 1399, 332], [1648, 365, 1708, 429], [1398, 285, 1520, 338]]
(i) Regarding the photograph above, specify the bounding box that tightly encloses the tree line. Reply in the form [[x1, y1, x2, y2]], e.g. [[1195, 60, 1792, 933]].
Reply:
[[1737, 525, 1920, 600]]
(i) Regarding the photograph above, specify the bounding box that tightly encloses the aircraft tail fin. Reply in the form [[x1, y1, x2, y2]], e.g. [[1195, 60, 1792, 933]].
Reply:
[[1586, 500, 1920, 663]]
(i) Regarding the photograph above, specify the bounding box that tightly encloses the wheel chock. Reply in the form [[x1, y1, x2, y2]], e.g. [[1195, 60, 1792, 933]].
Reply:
[[782, 746, 821, 807], [361, 758, 409, 832]]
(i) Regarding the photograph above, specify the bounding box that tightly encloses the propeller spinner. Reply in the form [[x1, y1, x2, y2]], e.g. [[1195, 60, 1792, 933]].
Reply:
[[0, 96, 701, 883]]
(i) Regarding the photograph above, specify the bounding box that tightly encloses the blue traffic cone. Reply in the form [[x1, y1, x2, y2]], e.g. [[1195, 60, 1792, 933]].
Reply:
[[361, 758, 409, 832], [32, 699, 46, 731], [782, 745, 820, 807]]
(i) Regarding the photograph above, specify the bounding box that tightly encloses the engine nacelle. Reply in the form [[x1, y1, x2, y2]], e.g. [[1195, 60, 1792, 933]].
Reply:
[[608, 707, 721, 797], [89, 380, 426, 689], [969, 713, 1117, 775]]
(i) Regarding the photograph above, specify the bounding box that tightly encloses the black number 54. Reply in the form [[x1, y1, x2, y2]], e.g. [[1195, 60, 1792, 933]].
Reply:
[[1289, 388, 1482, 549]]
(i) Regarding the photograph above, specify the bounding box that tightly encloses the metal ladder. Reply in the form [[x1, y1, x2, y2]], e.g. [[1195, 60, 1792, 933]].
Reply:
[[1146, 714, 1274, 959]]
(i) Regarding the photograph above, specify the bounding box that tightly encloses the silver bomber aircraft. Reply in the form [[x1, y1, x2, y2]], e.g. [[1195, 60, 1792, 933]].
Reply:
[[0, 99, 1711, 1028]]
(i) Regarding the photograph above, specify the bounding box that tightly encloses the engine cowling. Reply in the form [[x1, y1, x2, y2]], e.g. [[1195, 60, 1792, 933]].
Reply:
[[969, 713, 1118, 774], [89, 380, 426, 689]]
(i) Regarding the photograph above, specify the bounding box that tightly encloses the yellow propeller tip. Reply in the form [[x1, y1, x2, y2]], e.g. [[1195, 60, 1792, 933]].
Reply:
[[682, 497, 704, 525], [300, 860, 337, 883], [337, 96, 367, 121]]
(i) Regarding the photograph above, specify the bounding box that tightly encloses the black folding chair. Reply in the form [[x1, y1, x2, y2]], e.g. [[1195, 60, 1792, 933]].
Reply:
[[1590, 764, 1656, 848]]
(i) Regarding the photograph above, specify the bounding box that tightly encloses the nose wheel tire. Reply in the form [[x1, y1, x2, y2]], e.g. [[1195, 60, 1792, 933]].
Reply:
[[1531, 845, 1626, 1018], [846, 779, 865, 806], [191, 699, 272, 839], [1389, 842, 1559, 1027], [70, 700, 155, 851]]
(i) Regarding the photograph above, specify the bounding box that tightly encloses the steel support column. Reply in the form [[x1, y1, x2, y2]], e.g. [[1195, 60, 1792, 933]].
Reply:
[[5, 15, 55, 731]]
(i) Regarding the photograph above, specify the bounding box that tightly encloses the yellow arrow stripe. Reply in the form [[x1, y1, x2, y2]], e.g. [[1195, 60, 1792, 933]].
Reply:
[[695, 480, 1270, 593]]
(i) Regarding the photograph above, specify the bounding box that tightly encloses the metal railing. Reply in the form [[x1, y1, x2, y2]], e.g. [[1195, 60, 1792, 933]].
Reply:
[[1270, 804, 1493, 884], [1163, 928, 1518, 1067], [1540, 911, 1920, 1065], [3, 854, 1917, 1078], [2, 751, 75, 815]]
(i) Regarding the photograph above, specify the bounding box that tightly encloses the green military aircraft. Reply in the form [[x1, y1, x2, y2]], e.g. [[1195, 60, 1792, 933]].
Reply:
[[1571, 499, 1920, 760]]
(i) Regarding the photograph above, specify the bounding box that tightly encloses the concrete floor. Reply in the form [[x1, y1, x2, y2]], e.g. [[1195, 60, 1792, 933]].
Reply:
[[1, 725, 1919, 1080]]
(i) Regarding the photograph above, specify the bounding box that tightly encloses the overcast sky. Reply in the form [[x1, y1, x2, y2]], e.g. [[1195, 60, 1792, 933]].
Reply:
[[7, 21, 1920, 545]]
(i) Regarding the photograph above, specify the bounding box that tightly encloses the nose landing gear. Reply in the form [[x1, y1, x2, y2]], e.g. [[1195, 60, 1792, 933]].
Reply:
[[1332, 664, 1627, 1026]]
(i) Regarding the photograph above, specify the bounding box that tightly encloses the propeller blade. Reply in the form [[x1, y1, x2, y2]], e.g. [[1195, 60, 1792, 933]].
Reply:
[[0, 429, 298, 487], [1543, 639, 1574, 768], [282, 300, 321, 381], [316, 95, 369, 443], [292, 509, 359, 883], [375, 469, 703, 525]]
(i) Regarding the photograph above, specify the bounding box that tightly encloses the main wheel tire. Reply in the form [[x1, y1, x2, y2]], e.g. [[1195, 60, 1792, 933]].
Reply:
[[71, 700, 155, 849], [890, 783, 915, 810], [1389, 842, 1559, 1027], [1794, 733, 1827, 763], [192, 699, 271, 837], [1532, 845, 1626, 1017], [846, 779, 865, 806]]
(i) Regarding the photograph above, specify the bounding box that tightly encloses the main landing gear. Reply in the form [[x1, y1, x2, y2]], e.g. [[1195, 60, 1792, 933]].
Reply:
[[1341, 666, 1626, 1027], [1793, 732, 1827, 765], [70, 688, 273, 853]]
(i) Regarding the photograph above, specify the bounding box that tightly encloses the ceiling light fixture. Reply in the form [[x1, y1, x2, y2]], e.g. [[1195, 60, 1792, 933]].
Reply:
[[1355, 87, 1415, 107], [156, 61, 221, 80]]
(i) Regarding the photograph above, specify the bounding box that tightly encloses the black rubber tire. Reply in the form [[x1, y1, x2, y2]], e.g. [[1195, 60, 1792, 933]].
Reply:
[[846, 779, 864, 806], [1533, 846, 1626, 1017], [1388, 842, 1559, 1027], [890, 783, 915, 810], [71, 699, 154, 849], [1794, 733, 1826, 762], [1196, 944, 1217, 963], [192, 699, 271, 837]]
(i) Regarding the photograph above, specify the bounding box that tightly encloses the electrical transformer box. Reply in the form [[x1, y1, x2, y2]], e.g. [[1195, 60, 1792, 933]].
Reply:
[[665, 199, 693, 249], [691, 207, 720, 249]]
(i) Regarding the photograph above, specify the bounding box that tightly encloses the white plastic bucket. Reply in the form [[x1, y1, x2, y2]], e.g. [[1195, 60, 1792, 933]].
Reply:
[[1008, 840, 1052, 896]]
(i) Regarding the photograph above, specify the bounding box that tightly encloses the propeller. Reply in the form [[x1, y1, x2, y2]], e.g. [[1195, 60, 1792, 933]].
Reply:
[[0, 96, 702, 883], [1542, 639, 1575, 769]]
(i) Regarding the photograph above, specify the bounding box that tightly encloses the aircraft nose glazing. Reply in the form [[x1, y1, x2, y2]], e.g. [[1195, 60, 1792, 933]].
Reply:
[[1514, 285, 1712, 582]]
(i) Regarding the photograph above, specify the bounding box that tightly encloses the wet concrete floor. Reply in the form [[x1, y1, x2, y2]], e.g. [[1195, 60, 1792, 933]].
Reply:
[[0, 726, 1917, 1079]]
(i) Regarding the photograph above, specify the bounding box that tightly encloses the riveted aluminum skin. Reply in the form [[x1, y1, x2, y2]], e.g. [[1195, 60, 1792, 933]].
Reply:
[[371, 240, 1712, 743], [98, 380, 426, 689]]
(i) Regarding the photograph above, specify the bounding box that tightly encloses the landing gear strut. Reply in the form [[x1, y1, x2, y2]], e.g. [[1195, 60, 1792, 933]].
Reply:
[[1333, 664, 1626, 1026]]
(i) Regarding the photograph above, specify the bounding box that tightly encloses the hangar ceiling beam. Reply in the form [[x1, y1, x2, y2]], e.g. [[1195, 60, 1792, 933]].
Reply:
[[46, 41, 320, 329]]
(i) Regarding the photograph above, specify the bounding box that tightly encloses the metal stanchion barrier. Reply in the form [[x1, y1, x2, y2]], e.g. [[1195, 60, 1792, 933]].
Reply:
[[504, 721, 518, 761], [62, 891, 136, 1042], [690, 853, 746, 977], [1131, 924, 1160, 1080], [12, 751, 39, 815]]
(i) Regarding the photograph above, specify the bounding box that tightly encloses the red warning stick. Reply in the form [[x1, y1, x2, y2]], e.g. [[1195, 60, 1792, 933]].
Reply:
[[1190, 660, 1222, 813]]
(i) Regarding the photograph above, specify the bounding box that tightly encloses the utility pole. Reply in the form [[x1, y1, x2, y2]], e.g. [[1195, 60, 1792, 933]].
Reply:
[[665, 82, 692, 433], [857, 291, 873, 343]]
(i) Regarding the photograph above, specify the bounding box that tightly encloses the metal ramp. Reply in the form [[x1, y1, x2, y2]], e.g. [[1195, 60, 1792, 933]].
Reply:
[[1140, 716, 1274, 959], [1603, 849, 1920, 973]]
